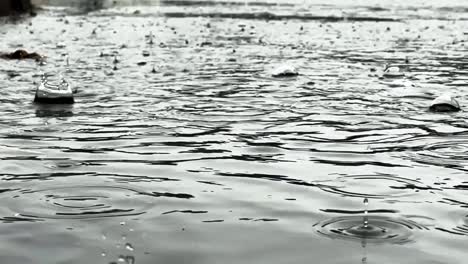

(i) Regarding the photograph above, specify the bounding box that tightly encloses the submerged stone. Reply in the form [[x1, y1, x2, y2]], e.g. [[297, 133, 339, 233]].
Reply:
[[429, 93, 460, 112], [272, 65, 299, 77], [34, 79, 74, 104]]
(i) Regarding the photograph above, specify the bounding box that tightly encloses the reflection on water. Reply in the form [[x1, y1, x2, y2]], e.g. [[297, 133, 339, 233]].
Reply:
[[34, 104, 74, 117], [1, 0, 468, 263]]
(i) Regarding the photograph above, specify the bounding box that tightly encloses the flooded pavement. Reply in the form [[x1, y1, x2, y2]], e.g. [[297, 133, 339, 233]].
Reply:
[[1, 0, 468, 263]]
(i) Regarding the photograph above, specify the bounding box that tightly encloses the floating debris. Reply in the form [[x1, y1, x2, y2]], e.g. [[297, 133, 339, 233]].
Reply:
[[34, 76, 74, 104], [0, 49, 43, 60], [429, 93, 460, 112], [271, 64, 299, 77]]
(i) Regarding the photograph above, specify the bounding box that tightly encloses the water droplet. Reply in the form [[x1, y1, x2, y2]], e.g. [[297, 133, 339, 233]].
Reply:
[[125, 243, 134, 251], [148, 31, 154, 45], [363, 198, 369, 228], [361, 239, 367, 264], [117, 255, 126, 262]]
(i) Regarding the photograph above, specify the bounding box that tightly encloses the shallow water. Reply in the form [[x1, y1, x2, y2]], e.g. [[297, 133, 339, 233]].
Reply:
[[1, 0, 468, 263]]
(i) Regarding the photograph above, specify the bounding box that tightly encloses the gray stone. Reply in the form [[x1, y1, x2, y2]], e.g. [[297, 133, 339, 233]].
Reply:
[[429, 93, 460, 112]]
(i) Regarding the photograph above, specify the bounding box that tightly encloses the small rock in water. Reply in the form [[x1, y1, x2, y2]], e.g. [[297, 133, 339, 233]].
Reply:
[[34, 77, 74, 104], [271, 65, 299, 77], [429, 93, 460, 112], [382, 65, 404, 78]]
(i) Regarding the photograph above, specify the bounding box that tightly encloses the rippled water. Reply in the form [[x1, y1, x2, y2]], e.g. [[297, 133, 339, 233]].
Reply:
[[1, 0, 468, 263]]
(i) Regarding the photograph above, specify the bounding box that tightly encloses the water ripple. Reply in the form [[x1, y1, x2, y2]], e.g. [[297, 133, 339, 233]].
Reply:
[[0, 185, 191, 220], [1, 1, 468, 263], [319, 173, 435, 199], [314, 215, 427, 244]]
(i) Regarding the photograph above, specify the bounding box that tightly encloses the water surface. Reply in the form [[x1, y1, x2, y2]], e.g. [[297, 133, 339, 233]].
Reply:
[[1, 0, 468, 263]]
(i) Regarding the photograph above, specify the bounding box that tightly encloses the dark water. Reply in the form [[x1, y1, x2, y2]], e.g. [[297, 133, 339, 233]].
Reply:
[[1, 0, 468, 263]]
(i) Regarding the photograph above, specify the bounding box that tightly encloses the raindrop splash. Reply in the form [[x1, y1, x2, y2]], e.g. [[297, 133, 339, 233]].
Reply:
[[125, 243, 134, 251]]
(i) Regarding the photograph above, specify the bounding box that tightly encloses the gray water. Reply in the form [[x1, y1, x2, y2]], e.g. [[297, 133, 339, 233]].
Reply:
[[1, 0, 468, 263]]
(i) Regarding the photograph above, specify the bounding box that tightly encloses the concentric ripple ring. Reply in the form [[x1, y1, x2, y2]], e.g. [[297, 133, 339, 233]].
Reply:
[[7, 185, 157, 220], [314, 215, 427, 244]]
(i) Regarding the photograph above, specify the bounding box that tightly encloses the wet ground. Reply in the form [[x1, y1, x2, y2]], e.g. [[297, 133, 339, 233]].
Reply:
[[1, 0, 468, 263]]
